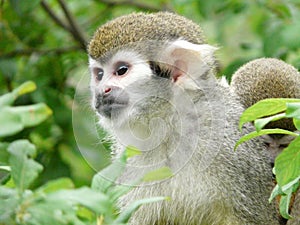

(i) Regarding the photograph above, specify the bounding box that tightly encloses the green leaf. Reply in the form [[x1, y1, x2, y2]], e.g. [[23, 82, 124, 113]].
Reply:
[[108, 185, 135, 203], [91, 161, 126, 193], [269, 184, 283, 203], [235, 129, 298, 150], [76, 206, 97, 224], [286, 102, 300, 120], [267, 2, 292, 19], [0, 165, 11, 186], [281, 176, 300, 193], [114, 197, 167, 223], [279, 189, 293, 219], [21, 187, 110, 225], [24, 201, 86, 225], [91, 150, 128, 193], [0, 108, 23, 137], [13, 81, 36, 97], [275, 136, 300, 187], [292, 180, 300, 192], [0, 166, 10, 172], [142, 167, 173, 182], [125, 145, 141, 158], [7, 140, 43, 193], [254, 113, 286, 131], [0, 103, 52, 138], [0, 142, 10, 165], [239, 98, 300, 130], [36, 178, 74, 194], [8, 103, 53, 127], [270, 159, 298, 220], [0, 186, 19, 223], [0, 93, 17, 108], [294, 118, 300, 130], [0, 81, 36, 107], [45, 187, 110, 214]]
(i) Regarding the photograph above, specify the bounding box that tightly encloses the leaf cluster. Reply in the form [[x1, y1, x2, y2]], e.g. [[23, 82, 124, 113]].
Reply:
[[236, 98, 300, 219]]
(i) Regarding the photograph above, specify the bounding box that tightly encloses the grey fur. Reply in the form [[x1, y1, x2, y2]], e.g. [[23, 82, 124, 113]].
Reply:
[[112, 81, 280, 225]]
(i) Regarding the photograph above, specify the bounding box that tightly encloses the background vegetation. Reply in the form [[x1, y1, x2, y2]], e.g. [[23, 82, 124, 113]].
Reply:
[[0, 0, 300, 217]]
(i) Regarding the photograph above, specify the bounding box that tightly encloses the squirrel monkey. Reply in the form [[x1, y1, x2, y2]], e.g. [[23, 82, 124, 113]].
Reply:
[[88, 12, 280, 224], [231, 58, 300, 163], [231, 58, 300, 225]]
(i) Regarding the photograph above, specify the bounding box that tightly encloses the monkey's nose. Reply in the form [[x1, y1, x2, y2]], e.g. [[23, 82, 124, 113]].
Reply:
[[94, 86, 129, 118], [104, 87, 112, 94]]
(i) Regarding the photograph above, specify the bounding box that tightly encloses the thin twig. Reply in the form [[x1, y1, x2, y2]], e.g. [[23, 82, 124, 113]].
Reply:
[[40, 0, 72, 33], [57, 0, 87, 50], [40, 0, 87, 51]]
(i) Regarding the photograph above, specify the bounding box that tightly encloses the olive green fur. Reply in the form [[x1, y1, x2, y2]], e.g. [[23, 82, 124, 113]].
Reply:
[[88, 12, 206, 59], [231, 58, 300, 131]]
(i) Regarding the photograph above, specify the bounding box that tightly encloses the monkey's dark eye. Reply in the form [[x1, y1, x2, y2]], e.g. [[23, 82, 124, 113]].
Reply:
[[115, 62, 129, 76], [93, 68, 104, 81]]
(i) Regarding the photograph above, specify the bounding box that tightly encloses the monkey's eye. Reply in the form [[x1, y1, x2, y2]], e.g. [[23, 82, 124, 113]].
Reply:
[[93, 68, 104, 81], [115, 62, 129, 76]]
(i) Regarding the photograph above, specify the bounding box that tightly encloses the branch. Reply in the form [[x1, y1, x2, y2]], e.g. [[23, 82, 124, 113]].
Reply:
[[99, 0, 173, 11], [57, 0, 88, 50], [40, 0, 72, 33], [0, 46, 82, 58], [40, 0, 87, 51]]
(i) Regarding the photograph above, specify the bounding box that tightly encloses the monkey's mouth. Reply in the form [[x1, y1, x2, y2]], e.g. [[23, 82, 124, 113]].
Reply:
[[99, 102, 128, 118], [95, 94, 128, 118]]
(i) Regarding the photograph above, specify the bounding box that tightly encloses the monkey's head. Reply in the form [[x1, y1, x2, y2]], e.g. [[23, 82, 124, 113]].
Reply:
[[88, 12, 206, 59], [231, 58, 300, 131], [88, 12, 217, 131]]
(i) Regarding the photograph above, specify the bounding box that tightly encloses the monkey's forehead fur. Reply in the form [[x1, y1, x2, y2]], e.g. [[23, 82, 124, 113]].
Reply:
[[88, 12, 206, 59]]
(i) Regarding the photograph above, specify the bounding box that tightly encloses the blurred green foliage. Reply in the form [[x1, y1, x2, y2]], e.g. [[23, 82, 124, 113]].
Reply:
[[1, 0, 300, 188]]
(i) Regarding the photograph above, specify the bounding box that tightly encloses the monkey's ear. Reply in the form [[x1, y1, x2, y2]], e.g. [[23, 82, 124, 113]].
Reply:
[[161, 40, 217, 89]]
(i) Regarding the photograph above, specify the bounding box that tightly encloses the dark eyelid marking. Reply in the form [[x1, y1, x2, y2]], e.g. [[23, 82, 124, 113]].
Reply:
[[114, 61, 130, 76]]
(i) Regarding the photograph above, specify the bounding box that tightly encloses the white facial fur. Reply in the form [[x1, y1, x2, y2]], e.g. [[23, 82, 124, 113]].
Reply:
[[89, 51, 153, 128], [89, 51, 152, 91]]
